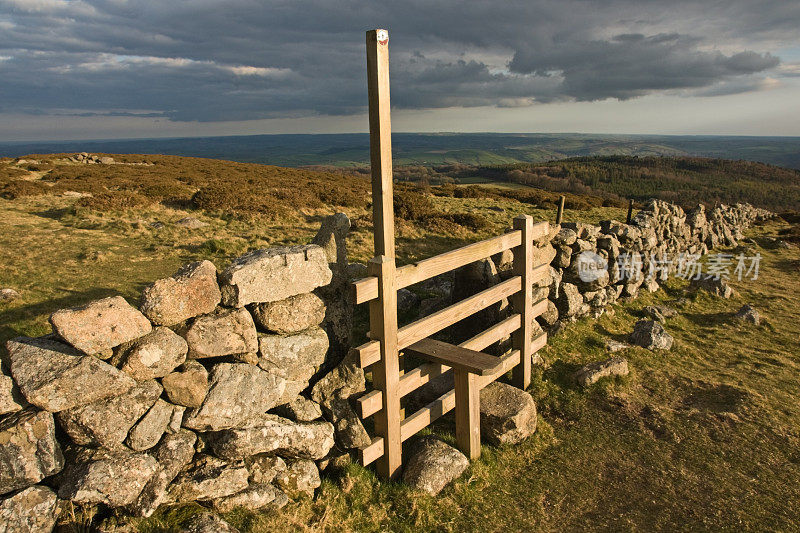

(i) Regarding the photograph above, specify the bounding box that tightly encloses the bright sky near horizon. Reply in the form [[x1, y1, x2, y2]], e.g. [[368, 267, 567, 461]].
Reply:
[[1, 0, 799, 141]]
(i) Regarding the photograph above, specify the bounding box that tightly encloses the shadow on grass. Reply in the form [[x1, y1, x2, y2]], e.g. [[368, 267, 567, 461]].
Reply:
[[681, 311, 734, 328]]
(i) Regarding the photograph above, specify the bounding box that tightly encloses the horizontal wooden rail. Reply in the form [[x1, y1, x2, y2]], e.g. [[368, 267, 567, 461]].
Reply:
[[358, 312, 522, 418], [356, 276, 522, 368], [359, 332, 547, 466], [353, 230, 521, 305]]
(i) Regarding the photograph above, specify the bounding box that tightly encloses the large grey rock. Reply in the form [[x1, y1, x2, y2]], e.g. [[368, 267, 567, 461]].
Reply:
[[126, 399, 174, 451], [272, 397, 322, 422], [140, 261, 222, 327], [182, 364, 285, 431], [219, 245, 333, 307], [118, 327, 188, 380], [212, 483, 287, 512], [184, 308, 258, 359], [479, 382, 537, 445], [130, 429, 197, 517], [321, 398, 371, 450], [275, 459, 320, 498], [555, 282, 583, 318], [205, 415, 334, 460], [181, 513, 240, 533], [735, 304, 760, 325], [630, 320, 674, 350], [162, 360, 208, 408], [575, 357, 630, 386], [56, 447, 159, 507], [250, 293, 326, 334], [7, 336, 135, 412], [0, 485, 59, 533], [56, 380, 162, 448], [168, 455, 249, 502], [0, 288, 20, 302], [50, 296, 152, 355], [402, 437, 469, 496], [0, 409, 63, 495], [258, 327, 328, 403], [310, 350, 365, 405]]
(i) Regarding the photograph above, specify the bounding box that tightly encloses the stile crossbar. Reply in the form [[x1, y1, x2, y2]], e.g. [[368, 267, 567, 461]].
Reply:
[[356, 29, 551, 479]]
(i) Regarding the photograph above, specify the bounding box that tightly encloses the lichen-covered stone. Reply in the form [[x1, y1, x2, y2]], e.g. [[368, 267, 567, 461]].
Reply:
[[219, 245, 332, 307], [402, 437, 468, 496], [130, 429, 196, 517], [272, 397, 323, 422], [0, 370, 23, 416], [182, 364, 285, 431], [212, 483, 288, 512], [0, 485, 59, 533], [162, 360, 208, 408], [735, 304, 760, 325], [0, 409, 63, 495], [555, 282, 583, 318], [168, 455, 249, 502], [205, 415, 334, 460], [250, 293, 326, 334], [140, 261, 222, 327], [321, 398, 370, 450], [275, 459, 320, 498], [56, 380, 162, 448], [126, 399, 174, 451], [479, 382, 537, 445], [181, 513, 240, 533], [50, 296, 152, 355], [575, 357, 630, 386], [56, 447, 159, 507], [310, 350, 365, 405], [184, 308, 258, 359], [118, 327, 188, 380], [258, 327, 328, 403], [7, 336, 135, 412], [245, 455, 287, 485]]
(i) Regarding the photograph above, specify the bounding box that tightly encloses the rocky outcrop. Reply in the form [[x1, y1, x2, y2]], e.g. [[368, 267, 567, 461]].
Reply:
[[575, 357, 630, 386], [630, 320, 674, 350], [735, 304, 760, 325]]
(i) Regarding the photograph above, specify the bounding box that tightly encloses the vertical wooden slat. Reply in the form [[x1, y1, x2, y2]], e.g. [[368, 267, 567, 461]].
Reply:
[[454, 370, 481, 459], [368, 255, 402, 479], [556, 195, 565, 225], [366, 29, 395, 259], [511, 215, 533, 389]]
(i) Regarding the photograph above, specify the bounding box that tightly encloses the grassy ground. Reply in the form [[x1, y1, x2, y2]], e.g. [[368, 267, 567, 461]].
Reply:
[[1, 156, 798, 532]]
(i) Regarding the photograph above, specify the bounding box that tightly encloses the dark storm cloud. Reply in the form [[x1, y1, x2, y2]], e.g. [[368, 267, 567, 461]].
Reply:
[[0, 0, 795, 122]]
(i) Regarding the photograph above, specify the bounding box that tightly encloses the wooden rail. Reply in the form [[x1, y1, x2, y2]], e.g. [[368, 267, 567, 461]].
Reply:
[[356, 28, 552, 477]]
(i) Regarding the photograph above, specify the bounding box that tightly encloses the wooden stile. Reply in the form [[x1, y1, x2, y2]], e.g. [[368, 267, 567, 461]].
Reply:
[[511, 215, 535, 389]]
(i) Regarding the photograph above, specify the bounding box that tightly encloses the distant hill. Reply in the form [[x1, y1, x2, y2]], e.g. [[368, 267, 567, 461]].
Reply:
[[1, 132, 800, 169]]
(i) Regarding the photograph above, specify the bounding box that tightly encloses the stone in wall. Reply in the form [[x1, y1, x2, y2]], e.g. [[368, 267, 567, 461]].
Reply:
[[117, 326, 188, 380], [250, 293, 326, 334], [50, 296, 152, 355], [0, 408, 63, 495], [140, 260, 222, 326], [258, 327, 328, 404], [126, 399, 175, 451], [182, 363, 286, 431], [56, 446, 159, 507], [275, 459, 320, 498], [131, 429, 197, 517], [219, 245, 332, 307], [272, 397, 323, 422], [184, 307, 258, 359], [205, 415, 334, 461], [0, 359, 24, 416], [0, 485, 59, 533], [212, 482, 288, 512], [167, 454, 249, 503], [7, 336, 135, 412], [162, 360, 209, 408], [56, 380, 162, 448]]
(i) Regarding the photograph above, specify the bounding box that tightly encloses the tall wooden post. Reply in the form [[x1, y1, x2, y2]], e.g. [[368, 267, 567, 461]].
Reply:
[[511, 215, 533, 389], [366, 28, 401, 480], [556, 195, 565, 225], [626, 199, 634, 224]]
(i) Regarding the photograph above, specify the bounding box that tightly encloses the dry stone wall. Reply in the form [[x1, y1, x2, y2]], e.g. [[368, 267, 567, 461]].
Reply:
[[0, 214, 365, 531], [0, 200, 772, 530]]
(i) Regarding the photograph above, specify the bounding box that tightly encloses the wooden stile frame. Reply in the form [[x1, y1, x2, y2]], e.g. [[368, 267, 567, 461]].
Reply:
[[358, 29, 551, 478]]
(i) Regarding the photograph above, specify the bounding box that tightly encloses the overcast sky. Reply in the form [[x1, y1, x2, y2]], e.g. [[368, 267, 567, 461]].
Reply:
[[1, 0, 799, 141]]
